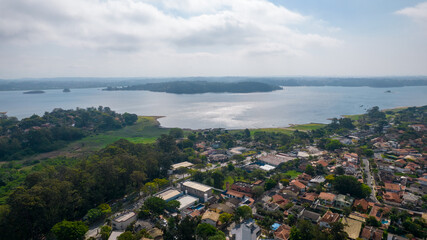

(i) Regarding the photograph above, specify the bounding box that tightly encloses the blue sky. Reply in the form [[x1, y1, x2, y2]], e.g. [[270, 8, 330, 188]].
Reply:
[[0, 0, 426, 78]]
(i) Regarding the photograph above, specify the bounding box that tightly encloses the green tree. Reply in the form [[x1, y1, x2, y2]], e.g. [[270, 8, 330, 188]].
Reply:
[[219, 213, 233, 226], [117, 231, 134, 240], [264, 178, 277, 191], [252, 186, 264, 199], [305, 165, 315, 176], [166, 200, 181, 212], [100, 225, 112, 240], [196, 223, 218, 240], [51, 220, 88, 240], [212, 171, 225, 189], [235, 206, 253, 222], [329, 222, 349, 240], [169, 128, 184, 139], [143, 197, 166, 215]]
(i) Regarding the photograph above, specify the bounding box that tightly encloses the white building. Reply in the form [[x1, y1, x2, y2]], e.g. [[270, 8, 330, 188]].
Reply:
[[176, 195, 199, 210], [231, 219, 261, 240], [181, 181, 212, 202], [112, 212, 137, 230]]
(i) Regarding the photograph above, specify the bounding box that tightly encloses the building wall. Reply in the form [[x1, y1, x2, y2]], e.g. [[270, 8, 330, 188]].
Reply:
[[112, 214, 138, 230]]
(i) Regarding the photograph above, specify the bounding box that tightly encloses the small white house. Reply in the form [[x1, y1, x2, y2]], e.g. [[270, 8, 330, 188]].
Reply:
[[112, 212, 137, 230]]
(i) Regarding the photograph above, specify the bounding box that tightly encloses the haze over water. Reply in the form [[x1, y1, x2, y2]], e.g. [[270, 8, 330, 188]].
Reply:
[[1, 86, 426, 129]]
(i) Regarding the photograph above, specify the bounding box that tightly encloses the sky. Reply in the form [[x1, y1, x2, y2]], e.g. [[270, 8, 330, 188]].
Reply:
[[0, 0, 426, 78]]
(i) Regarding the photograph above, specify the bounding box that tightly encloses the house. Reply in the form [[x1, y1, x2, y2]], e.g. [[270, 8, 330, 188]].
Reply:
[[112, 212, 137, 230], [298, 209, 321, 223], [209, 203, 234, 214], [402, 192, 421, 206], [181, 181, 213, 202], [318, 192, 336, 206], [318, 210, 340, 228], [298, 173, 312, 182], [383, 192, 401, 203], [360, 226, 383, 240], [369, 205, 387, 221], [300, 192, 318, 204], [353, 199, 370, 212], [289, 180, 306, 192], [308, 175, 326, 187], [201, 210, 220, 226], [230, 219, 261, 240], [274, 224, 291, 240], [271, 194, 289, 208], [342, 217, 363, 240], [230, 182, 253, 195], [209, 154, 228, 162], [335, 194, 354, 208], [384, 183, 404, 193]]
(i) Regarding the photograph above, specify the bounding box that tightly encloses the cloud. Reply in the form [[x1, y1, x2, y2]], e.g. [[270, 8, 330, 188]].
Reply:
[[395, 2, 427, 23], [0, 0, 340, 56]]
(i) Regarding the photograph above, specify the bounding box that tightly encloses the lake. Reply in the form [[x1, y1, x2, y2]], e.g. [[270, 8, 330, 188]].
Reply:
[[1, 86, 426, 129]]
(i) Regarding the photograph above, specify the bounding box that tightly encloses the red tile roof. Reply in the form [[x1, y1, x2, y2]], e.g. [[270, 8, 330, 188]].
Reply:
[[319, 192, 336, 202], [290, 180, 306, 190], [274, 224, 291, 240], [319, 210, 340, 224]]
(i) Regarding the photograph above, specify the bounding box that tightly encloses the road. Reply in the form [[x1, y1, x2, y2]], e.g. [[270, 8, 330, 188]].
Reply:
[[362, 158, 379, 203]]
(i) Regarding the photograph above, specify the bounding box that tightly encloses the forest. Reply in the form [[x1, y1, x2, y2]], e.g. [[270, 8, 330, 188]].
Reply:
[[0, 135, 186, 240], [0, 107, 137, 161], [104, 81, 282, 94]]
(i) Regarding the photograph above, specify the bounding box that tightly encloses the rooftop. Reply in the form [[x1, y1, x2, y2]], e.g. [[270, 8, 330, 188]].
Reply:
[[156, 189, 181, 201], [202, 210, 220, 222], [318, 192, 336, 202], [176, 195, 199, 210], [182, 181, 212, 192], [319, 210, 340, 223], [171, 161, 194, 170], [114, 212, 136, 223]]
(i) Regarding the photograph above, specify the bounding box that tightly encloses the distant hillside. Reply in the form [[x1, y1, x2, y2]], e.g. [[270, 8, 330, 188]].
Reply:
[[1, 76, 427, 91], [104, 81, 283, 94]]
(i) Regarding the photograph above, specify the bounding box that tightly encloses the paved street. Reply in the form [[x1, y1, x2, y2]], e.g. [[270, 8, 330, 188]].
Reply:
[[362, 158, 378, 203]]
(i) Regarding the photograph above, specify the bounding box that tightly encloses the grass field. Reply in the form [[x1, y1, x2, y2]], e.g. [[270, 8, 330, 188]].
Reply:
[[19, 116, 171, 161], [288, 123, 326, 131], [342, 114, 363, 121], [283, 170, 302, 179], [249, 128, 294, 135]]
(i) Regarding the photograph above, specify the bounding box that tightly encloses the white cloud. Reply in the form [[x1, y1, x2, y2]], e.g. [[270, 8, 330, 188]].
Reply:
[[0, 0, 340, 56], [395, 2, 427, 22]]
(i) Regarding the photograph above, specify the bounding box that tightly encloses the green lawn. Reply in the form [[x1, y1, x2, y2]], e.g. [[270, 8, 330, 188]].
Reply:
[[250, 128, 294, 135], [283, 170, 302, 179], [342, 114, 363, 121], [288, 123, 326, 131], [74, 116, 170, 149]]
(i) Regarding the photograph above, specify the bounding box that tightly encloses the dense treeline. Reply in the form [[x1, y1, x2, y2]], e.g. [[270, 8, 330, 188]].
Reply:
[[0, 107, 137, 161], [104, 81, 282, 94], [0, 137, 184, 239]]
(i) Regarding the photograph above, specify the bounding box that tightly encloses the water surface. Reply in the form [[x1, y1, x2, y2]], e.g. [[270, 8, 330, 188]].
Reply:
[[1, 86, 426, 129]]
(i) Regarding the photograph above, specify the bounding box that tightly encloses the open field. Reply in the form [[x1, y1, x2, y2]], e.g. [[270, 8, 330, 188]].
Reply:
[[288, 123, 326, 131], [14, 116, 171, 163], [283, 170, 302, 179]]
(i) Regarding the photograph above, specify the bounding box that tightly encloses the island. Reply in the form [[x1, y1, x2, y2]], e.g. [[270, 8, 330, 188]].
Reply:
[[23, 90, 45, 94], [63, 88, 71, 92], [103, 81, 282, 94]]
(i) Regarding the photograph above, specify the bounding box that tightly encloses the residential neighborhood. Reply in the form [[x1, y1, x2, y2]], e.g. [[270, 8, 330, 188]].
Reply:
[[84, 106, 426, 240]]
